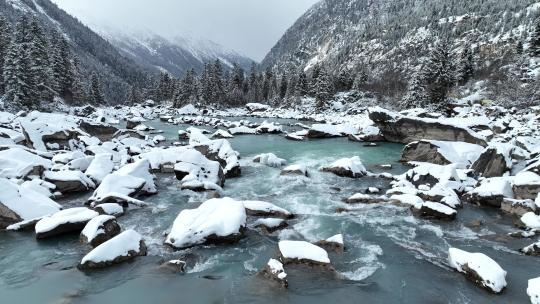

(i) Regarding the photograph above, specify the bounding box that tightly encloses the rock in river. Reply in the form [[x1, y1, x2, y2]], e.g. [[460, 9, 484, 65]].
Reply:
[[80, 215, 121, 247], [35, 207, 99, 239]]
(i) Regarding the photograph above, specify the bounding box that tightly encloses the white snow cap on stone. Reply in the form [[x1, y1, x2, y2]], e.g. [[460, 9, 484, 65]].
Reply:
[[81, 215, 116, 242], [85, 153, 114, 184], [165, 197, 246, 249], [514, 171, 540, 186], [267, 258, 287, 279], [324, 156, 366, 175], [81, 229, 143, 264], [282, 164, 307, 175], [0, 178, 61, 220], [448, 248, 507, 293], [469, 176, 514, 198], [528, 277, 540, 304], [325, 234, 344, 244], [521, 212, 540, 229], [278, 240, 330, 264], [35, 207, 99, 234], [242, 200, 291, 217], [0, 147, 51, 178], [254, 153, 287, 168]]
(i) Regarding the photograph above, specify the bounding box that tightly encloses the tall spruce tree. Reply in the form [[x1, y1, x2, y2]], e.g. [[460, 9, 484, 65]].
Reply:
[[89, 72, 104, 104], [401, 70, 428, 108], [0, 15, 12, 95], [530, 17, 540, 57], [457, 46, 474, 85], [422, 40, 456, 104], [51, 34, 75, 101], [296, 71, 309, 96], [314, 66, 334, 108], [28, 18, 51, 101]]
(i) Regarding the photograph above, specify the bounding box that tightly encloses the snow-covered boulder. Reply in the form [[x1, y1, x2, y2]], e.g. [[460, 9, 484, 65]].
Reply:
[[0, 147, 51, 178], [174, 149, 224, 191], [256, 121, 282, 134], [520, 240, 540, 256], [500, 198, 536, 216], [448, 248, 507, 294], [246, 103, 270, 112], [403, 163, 460, 188], [463, 177, 514, 208], [314, 234, 344, 253], [35, 207, 99, 239], [259, 258, 288, 288], [528, 277, 540, 304], [193, 139, 241, 178], [307, 124, 357, 138], [321, 156, 367, 178], [43, 170, 95, 194], [519, 212, 540, 230], [280, 164, 308, 177], [513, 171, 540, 200], [85, 153, 115, 184], [253, 218, 288, 233], [278, 240, 330, 266], [369, 107, 487, 146], [211, 129, 234, 139], [285, 130, 307, 141], [78, 229, 147, 270], [0, 178, 61, 229], [346, 193, 388, 204], [126, 117, 146, 129], [114, 159, 157, 195], [242, 200, 293, 219], [165, 197, 246, 249], [78, 120, 118, 140], [80, 215, 121, 247], [177, 104, 200, 115], [93, 203, 125, 217], [401, 140, 483, 167], [19, 112, 86, 151], [229, 126, 257, 135], [253, 153, 287, 168], [471, 144, 512, 178], [418, 202, 457, 221]]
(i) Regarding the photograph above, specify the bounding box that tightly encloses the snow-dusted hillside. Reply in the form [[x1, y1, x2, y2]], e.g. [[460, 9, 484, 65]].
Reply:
[[99, 29, 254, 77], [262, 0, 540, 83]]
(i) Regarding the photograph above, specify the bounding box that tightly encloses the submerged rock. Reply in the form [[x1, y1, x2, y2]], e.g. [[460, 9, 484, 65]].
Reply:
[[253, 153, 287, 168], [448, 248, 507, 294], [165, 197, 246, 249], [259, 258, 288, 288], [158, 260, 186, 273], [35, 207, 99, 239], [78, 230, 147, 270], [520, 240, 540, 256], [242, 200, 293, 219], [346, 193, 388, 204], [80, 215, 121, 247], [280, 164, 308, 177]]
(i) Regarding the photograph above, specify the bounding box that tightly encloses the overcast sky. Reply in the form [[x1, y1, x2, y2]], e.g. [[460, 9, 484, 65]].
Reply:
[[51, 0, 319, 61]]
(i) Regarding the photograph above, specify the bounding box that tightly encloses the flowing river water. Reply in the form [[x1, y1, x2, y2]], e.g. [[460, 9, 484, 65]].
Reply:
[[0, 118, 537, 303]]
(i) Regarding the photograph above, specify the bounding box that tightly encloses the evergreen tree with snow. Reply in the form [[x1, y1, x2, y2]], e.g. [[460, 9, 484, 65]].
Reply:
[[0, 15, 12, 95], [247, 63, 260, 102], [336, 68, 353, 91], [401, 70, 428, 108], [89, 72, 105, 104], [28, 18, 51, 101], [352, 69, 368, 91], [3, 15, 32, 108], [530, 17, 540, 57], [422, 40, 456, 104], [296, 71, 309, 96], [50, 33, 75, 101], [279, 75, 288, 99], [314, 66, 334, 108], [457, 46, 474, 85], [71, 56, 87, 104]]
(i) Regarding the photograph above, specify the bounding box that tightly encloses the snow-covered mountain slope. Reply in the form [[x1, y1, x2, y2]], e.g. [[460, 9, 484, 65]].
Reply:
[[100, 29, 255, 77], [262, 0, 540, 78], [0, 0, 152, 102]]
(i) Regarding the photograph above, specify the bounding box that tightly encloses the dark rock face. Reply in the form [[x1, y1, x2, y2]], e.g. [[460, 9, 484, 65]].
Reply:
[[314, 240, 344, 253], [520, 242, 540, 256], [471, 147, 509, 178], [0, 203, 23, 229], [346, 195, 387, 204], [81, 218, 121, 248], [78, 240, 147, 270], [44, 178, 92, 194], [306, 129, 339, 139], [460, 264, 505, 294], [369, 110, 487, 146], [463, 192, 505, 208], [255, 220, 289, 233], [79, 121, 119, 141], [513, 184, 540, 200], [321, 167, 364, 178], [258, 264, 288, 288], [501, 199, 535, 216], [36, 221, 91, 239], [401, 140, 451, 164], [418, 204, 457, 221], [193, 143, 241, 178], [126, 120, 140, 130]]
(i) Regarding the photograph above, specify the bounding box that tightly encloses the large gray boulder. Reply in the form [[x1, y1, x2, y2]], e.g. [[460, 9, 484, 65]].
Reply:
[[471, 147, 510, 178], [369, 108, 487, 146]]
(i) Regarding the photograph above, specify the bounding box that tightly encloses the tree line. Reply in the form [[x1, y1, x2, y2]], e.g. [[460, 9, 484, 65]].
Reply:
[[0, 14, 105, 110]]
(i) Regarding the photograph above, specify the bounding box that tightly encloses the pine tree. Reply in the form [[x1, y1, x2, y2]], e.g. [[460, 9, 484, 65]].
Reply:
[[530, 17, 540, 57], [247, 63, 260, 102], [314, 66, 334, 108], [28, 18, 51, 101], [422, 40, 456, 104], [3, 15, 33, 108], [174, 68, 198, 107], [0, 15, 12, 95], [128, 86, 142, 104], [71, 56, 87, 104], [352, 70, 368, 91], [457, 46, 474, 85], [51, 33, 75, 101], [336, 68, 353, 91], [89, 73, 105, 104], [401, 70, 428, 108], [279, 75, 288, 99], [296, 71, 309, 96]]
